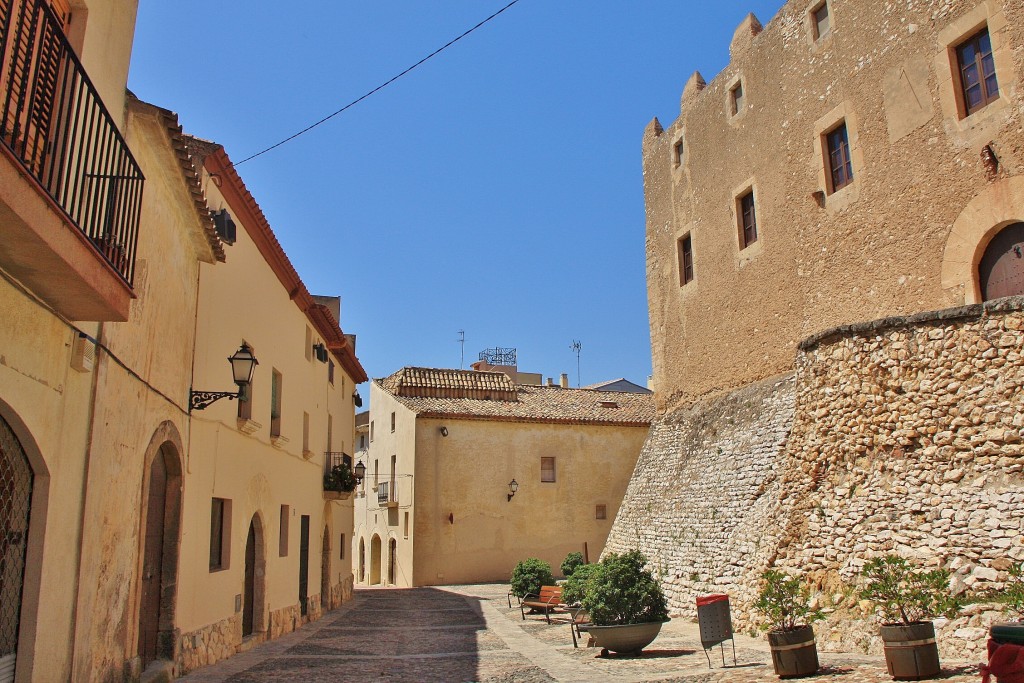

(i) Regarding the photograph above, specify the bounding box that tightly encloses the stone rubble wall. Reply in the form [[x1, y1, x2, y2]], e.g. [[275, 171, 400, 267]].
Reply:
[[610, 297, 1024, 661], [603, 373, 796, 612]]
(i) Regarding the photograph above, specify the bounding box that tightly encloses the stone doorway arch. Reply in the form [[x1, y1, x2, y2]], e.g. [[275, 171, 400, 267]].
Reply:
[[136, 422, 184, 668], [242, 513, 267, 638], [979, 222, 1024, 300], [0, 414, 33, 682], [370, 535, 382, 585], [941, 176, 1024, 304], [320, 527, 331, 611]]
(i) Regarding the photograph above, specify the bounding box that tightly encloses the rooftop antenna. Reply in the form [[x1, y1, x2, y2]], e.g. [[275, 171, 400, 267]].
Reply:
[[457, 330, 465, 369], [570, 340, 582, 387]]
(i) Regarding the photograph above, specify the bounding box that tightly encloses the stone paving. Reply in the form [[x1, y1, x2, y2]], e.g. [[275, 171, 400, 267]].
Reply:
[[178, 583, 984, 683]]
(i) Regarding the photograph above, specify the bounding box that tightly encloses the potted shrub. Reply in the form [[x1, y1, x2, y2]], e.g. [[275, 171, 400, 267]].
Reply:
[[511, 558, 554, 601], [561, 551, 585, 578], [984, 561, 1024, 682], [860, 555, 962, 681], [581, 550, 670, 655], [322, 462, 356, 496], [753, 569, 823, 679]]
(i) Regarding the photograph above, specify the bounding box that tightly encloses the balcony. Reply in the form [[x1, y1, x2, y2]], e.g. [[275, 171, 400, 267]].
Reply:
[[376, 482, 398, 508], [0, 0, 144, 321], [323, 452, 354, 501]]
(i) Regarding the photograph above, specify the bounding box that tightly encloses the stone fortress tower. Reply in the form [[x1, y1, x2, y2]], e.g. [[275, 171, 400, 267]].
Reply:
[[605, 0, 1024, 658]]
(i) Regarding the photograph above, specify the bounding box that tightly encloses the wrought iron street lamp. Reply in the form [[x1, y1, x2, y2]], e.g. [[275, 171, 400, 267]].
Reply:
[[507, 479, 519, 502], [189, 342, 259, 412], [354, 461, 366, 485]]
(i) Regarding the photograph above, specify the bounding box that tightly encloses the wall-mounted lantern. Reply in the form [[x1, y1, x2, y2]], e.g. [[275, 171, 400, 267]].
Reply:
[[507, 479, 519, 502], [439, 426, 449, 437], [353, 460, 366, 485], [189, 342, 258, 412]]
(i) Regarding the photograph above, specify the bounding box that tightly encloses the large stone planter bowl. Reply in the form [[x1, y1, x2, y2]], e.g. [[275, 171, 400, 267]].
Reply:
[[587, 619, 668, 655], [767, 624, 820, 679], [880, 621, 940, 681]]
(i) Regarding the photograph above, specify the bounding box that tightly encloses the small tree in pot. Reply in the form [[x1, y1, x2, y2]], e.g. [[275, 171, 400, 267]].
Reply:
[[581, 550, 670, 655], [561, 551, 585, 578], [860, 555, 962, 681], [754, 569, 823, 679]]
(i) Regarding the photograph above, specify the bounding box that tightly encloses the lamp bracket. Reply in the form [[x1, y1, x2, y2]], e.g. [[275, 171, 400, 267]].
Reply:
[[189, 389, 239, 412]]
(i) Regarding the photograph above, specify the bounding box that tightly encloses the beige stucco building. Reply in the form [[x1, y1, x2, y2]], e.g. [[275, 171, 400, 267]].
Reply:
[[354, 367, 653, 588], [0, 1, 366, 680]]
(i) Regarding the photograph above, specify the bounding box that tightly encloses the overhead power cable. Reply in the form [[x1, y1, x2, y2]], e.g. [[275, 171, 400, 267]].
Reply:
[[235, 0, 522, 166]]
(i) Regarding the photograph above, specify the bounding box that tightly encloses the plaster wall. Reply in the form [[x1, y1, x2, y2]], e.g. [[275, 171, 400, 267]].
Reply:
[[70, 0, 139, 127], [645, 0, 1024, 408], [411, 416, 648, 586]]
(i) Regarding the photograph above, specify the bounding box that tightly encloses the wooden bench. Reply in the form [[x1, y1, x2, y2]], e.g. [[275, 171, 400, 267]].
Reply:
[[568, 606, 593, 648], [520, 585, 565, 624]]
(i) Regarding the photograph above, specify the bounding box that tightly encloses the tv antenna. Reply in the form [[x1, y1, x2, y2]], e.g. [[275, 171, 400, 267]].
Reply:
[[457, 330, 465, 369], [570, 340, 582, 387]]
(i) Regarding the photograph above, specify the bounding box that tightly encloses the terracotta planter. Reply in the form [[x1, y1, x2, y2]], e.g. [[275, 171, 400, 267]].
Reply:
[[880, 621, 940, 681], [767, 624, 819, 679], [587, 619, 668, 655]]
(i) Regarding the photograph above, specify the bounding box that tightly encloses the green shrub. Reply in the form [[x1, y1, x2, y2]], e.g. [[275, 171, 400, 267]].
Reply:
[[859, 555, 962, 625], [322, 463, 356, 493], [582, 550, 669, 626], [561, 551, 585, 578], [562, 563, 599, 605], [1005, 561, 1024, 618], [510, 558, 554, 598], [753, 569, 823, 633]]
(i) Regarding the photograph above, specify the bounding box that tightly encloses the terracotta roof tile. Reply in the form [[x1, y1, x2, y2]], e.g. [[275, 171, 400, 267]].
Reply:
[[376, 367, 655, 426]]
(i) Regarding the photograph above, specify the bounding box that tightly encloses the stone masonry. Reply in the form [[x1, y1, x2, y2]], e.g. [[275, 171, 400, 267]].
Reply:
[[608, 298, 1024, 661]]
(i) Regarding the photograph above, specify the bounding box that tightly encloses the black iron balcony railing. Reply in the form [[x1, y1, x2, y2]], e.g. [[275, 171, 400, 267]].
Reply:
[[0, 0, 144, 284], [324, 451, 351, 476], [377, 482, 393, 506]]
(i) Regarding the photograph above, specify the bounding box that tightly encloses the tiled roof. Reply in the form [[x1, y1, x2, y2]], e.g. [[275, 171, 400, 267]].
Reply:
[[380, 367, 518, 401], [376, 368, 655, 426]]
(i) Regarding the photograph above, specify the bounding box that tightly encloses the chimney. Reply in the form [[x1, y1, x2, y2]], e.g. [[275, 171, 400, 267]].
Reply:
[[560, 373, 569, 388], [546, 377, 554, 386]]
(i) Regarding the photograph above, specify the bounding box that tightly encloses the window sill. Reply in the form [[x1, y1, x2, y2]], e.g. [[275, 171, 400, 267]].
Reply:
[[237, 418, 262, 435], [270, 434, 290, 448]]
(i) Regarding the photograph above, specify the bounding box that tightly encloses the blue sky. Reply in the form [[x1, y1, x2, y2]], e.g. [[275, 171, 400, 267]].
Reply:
[[128, 1, 785, 390]]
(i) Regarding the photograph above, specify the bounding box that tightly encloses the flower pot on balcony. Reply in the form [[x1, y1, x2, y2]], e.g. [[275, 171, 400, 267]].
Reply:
[[587, 619, 667, 655], [880, 621, 940, 681]]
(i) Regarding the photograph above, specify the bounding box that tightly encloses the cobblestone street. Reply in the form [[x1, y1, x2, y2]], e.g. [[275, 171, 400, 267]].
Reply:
[[178, 584, 984, 683]]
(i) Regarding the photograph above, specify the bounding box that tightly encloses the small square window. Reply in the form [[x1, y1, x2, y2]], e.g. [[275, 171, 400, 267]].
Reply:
[[956, 27, 999, 117], [812, 2, 830, 41], [541, 456, 556, 483], [677, 234, 694, 286], [738, 190, 758, 249], [730, 82, 744, 116], [673, 140, 684, 166], [825, 122, 853, 193], [596, 504, 607, 520]]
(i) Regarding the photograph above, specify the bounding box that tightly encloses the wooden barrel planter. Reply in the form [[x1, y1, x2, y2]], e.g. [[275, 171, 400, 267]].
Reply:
[[768, 625, 819, 679], [880, 621, 940, 681]]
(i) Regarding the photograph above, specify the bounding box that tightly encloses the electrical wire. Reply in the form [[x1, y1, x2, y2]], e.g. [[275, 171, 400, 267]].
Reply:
[[234, 0, 522, 166]]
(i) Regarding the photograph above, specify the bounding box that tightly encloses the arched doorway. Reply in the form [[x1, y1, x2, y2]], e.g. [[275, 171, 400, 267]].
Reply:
[[369, 535, 382, 585], [0, 414, 32, 682], [358, 538, 365, 583], [320, 527, 331, 611], [388, 538, 396, 585], [242, 514, 266, 638], [979, 222, 1024, 300]]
